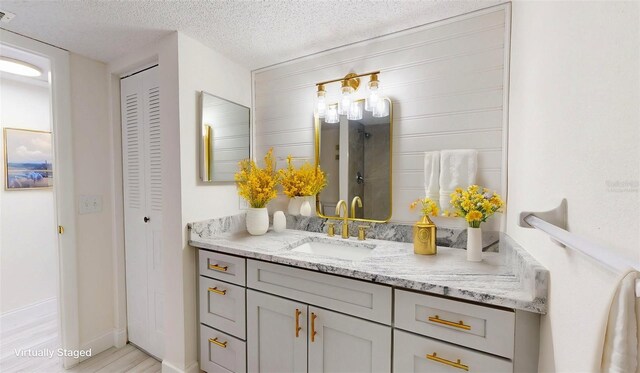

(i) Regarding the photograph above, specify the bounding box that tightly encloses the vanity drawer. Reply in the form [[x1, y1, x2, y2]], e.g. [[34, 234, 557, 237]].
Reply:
[[199, 250, 246, 286], [200, 276, 246, 339], [200, 324, 246, 373], [395, 289, 515, 358], [393, 329, 512, 373], [247, 259, 392, 325]]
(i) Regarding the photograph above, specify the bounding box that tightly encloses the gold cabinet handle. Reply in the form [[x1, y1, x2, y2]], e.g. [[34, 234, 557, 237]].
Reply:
[[310, 312, 318, 342], [428, 315, 471, 330], [208, 263, 228, 272], [295, 308, 302, 337], [426, 353, 469, 371], [207, 287, 227, 295], [209, 337, 227, 348]]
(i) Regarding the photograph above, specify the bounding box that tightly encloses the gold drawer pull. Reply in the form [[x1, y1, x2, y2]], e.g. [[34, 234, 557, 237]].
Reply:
[[208, 263, 228, 272], [428, 315, 471, 330], [295, 308, 302, 338], [208, 287, 227, 295], [426, 353, 469, 371], [209, 337, 227, 348]]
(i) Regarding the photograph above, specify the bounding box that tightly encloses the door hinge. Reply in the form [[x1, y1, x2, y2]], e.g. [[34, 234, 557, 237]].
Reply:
[[58, 226, 65, 234]]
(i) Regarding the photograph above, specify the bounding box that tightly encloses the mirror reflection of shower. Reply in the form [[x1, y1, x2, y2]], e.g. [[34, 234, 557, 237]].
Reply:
[[318, 98, 391, 221]]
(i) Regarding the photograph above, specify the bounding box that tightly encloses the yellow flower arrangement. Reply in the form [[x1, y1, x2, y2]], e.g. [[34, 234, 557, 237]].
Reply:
[[234, 148, 279, 208], [449, 185, 504, 228], [278, 155, 327, 197], [410, 197, 440, 217]]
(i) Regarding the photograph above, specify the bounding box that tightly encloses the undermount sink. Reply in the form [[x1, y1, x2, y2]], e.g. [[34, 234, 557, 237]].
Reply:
[[291, 238, 376, 261]]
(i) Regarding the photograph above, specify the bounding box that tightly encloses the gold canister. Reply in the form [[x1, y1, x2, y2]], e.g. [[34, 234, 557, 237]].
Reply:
[[413, 215, 437, 255]]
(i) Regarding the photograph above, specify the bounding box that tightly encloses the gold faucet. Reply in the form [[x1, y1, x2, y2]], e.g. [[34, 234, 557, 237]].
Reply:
[[351, 196, 362, 219], [335, 200, 349, 239]]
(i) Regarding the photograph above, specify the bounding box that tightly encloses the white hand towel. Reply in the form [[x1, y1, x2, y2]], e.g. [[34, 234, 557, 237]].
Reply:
[[439, 149, 478, 212], [601, 270, 640, 373], [423, 151, 440, 205]]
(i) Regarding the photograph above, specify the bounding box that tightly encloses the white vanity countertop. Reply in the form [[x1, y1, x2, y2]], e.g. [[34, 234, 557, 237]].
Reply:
[[189, 221, 548, 314]]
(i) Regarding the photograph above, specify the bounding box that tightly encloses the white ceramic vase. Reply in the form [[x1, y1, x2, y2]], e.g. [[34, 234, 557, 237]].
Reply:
[[299, 199, 312, 216], [466, 227, 482, 262], [246, 208, 269, 236], [272, 211, 286, 233], [287, 197, 303, 215]]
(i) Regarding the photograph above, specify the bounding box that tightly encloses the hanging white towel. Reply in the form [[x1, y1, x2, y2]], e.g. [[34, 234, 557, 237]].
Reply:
[[601, 270, 640, 373], [439, 149, 478, 212], [423, 151, 440, 206]]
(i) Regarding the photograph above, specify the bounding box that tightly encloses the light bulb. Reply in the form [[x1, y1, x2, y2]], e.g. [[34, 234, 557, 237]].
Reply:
[[348, 100, 363, 121], [372, 98, 389, 118], [365, 74, 380, 112], [338, 82, 353, 116], [325, 105, 339, 124], [314, 85, 327, 118]]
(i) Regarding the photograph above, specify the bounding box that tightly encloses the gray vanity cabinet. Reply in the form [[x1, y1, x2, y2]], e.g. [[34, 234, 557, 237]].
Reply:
[[197, 249, 539, 373]]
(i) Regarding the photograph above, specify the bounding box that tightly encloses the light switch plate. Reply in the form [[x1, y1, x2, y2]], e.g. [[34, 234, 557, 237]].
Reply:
[[79, 195, 103, 214]]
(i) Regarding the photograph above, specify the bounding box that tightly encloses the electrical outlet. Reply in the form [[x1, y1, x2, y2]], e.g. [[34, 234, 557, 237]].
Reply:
[[79, 195, 103, 214]]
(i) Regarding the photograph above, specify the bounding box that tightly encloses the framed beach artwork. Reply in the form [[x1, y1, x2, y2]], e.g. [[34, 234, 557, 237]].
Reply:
[[3, 128, 53, 190]]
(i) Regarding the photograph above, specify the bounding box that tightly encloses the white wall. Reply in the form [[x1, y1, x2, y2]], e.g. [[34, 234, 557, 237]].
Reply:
[[177, 32, 251, 369], [253, 5, 510, 227], [0, 77, 57, 314], [68, 53, 118, 351], [507, 1, 640, 371]]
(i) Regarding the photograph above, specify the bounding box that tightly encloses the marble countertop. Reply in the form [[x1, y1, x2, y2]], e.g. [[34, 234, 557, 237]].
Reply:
[[189, 215, 548, 314]]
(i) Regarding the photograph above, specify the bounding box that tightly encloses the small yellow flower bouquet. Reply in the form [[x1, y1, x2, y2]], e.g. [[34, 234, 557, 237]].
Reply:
[[410, 197, 440, 217], [278, 155, 327, 197], [449, 185, 504, 228], [234, 148, 279, 208]]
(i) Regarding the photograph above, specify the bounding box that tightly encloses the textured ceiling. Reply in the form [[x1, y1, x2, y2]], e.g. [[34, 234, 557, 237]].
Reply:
[[0, 0, 503, 70]]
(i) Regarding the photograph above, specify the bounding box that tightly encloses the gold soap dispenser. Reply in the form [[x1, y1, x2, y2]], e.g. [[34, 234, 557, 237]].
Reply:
[[411, 198, 438, 255]]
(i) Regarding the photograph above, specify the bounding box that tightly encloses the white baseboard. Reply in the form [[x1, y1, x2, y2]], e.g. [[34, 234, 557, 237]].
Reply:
[[162, 359, 200, 373], [77, 328, 122, 364], [113, 328, 127, 348], [0, 297, 57, 331]]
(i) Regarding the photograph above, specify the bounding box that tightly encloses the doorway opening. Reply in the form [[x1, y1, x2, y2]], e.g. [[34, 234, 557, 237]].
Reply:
[[0, 43, 61, 371]]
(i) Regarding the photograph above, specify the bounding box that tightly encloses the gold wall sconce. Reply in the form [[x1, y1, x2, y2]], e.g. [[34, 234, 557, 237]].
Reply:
[[314, 71, 388, 122]]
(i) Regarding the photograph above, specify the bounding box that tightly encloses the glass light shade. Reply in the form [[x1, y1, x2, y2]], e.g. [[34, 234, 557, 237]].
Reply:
[[0, 57, 42, 77], [314, 90, 327, 118], [372, 98, 389, 118], [325, 105, 339, 124], [338, 86, 353, 116], [347, 100, 363, 120], [365, 82, 380, 112]]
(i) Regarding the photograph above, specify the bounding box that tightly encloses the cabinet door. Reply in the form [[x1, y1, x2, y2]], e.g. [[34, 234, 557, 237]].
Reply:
[[247, 290, 307, 373], [308, 306, 391, 373]]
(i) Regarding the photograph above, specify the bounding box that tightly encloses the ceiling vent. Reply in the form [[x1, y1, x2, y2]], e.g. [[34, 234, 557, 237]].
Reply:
[[0, 10, 16, 23]]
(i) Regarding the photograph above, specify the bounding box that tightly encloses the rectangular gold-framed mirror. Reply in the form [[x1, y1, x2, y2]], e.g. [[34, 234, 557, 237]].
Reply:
[[315, 98, 393, 222], [200, 91, 250, 182]]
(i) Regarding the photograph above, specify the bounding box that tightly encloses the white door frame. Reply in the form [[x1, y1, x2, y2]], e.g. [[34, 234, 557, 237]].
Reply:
[[0, 30, 80, 369]]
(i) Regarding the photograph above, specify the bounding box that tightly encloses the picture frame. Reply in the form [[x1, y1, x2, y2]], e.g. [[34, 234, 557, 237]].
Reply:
[[3, 127, 53, 190]]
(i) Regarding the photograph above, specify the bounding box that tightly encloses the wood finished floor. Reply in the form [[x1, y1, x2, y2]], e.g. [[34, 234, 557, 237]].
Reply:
[[1, 308, 160, 373]]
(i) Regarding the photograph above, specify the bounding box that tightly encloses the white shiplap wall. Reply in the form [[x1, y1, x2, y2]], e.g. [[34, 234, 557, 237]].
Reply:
[[253, 4, 510, 227]]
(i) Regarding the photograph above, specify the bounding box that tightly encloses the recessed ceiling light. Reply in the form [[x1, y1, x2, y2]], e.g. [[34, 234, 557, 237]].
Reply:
[[0, 56, 42, 77]]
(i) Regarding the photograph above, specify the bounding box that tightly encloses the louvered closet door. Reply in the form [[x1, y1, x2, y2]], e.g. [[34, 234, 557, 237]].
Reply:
[[121, 66, 164, 359]]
